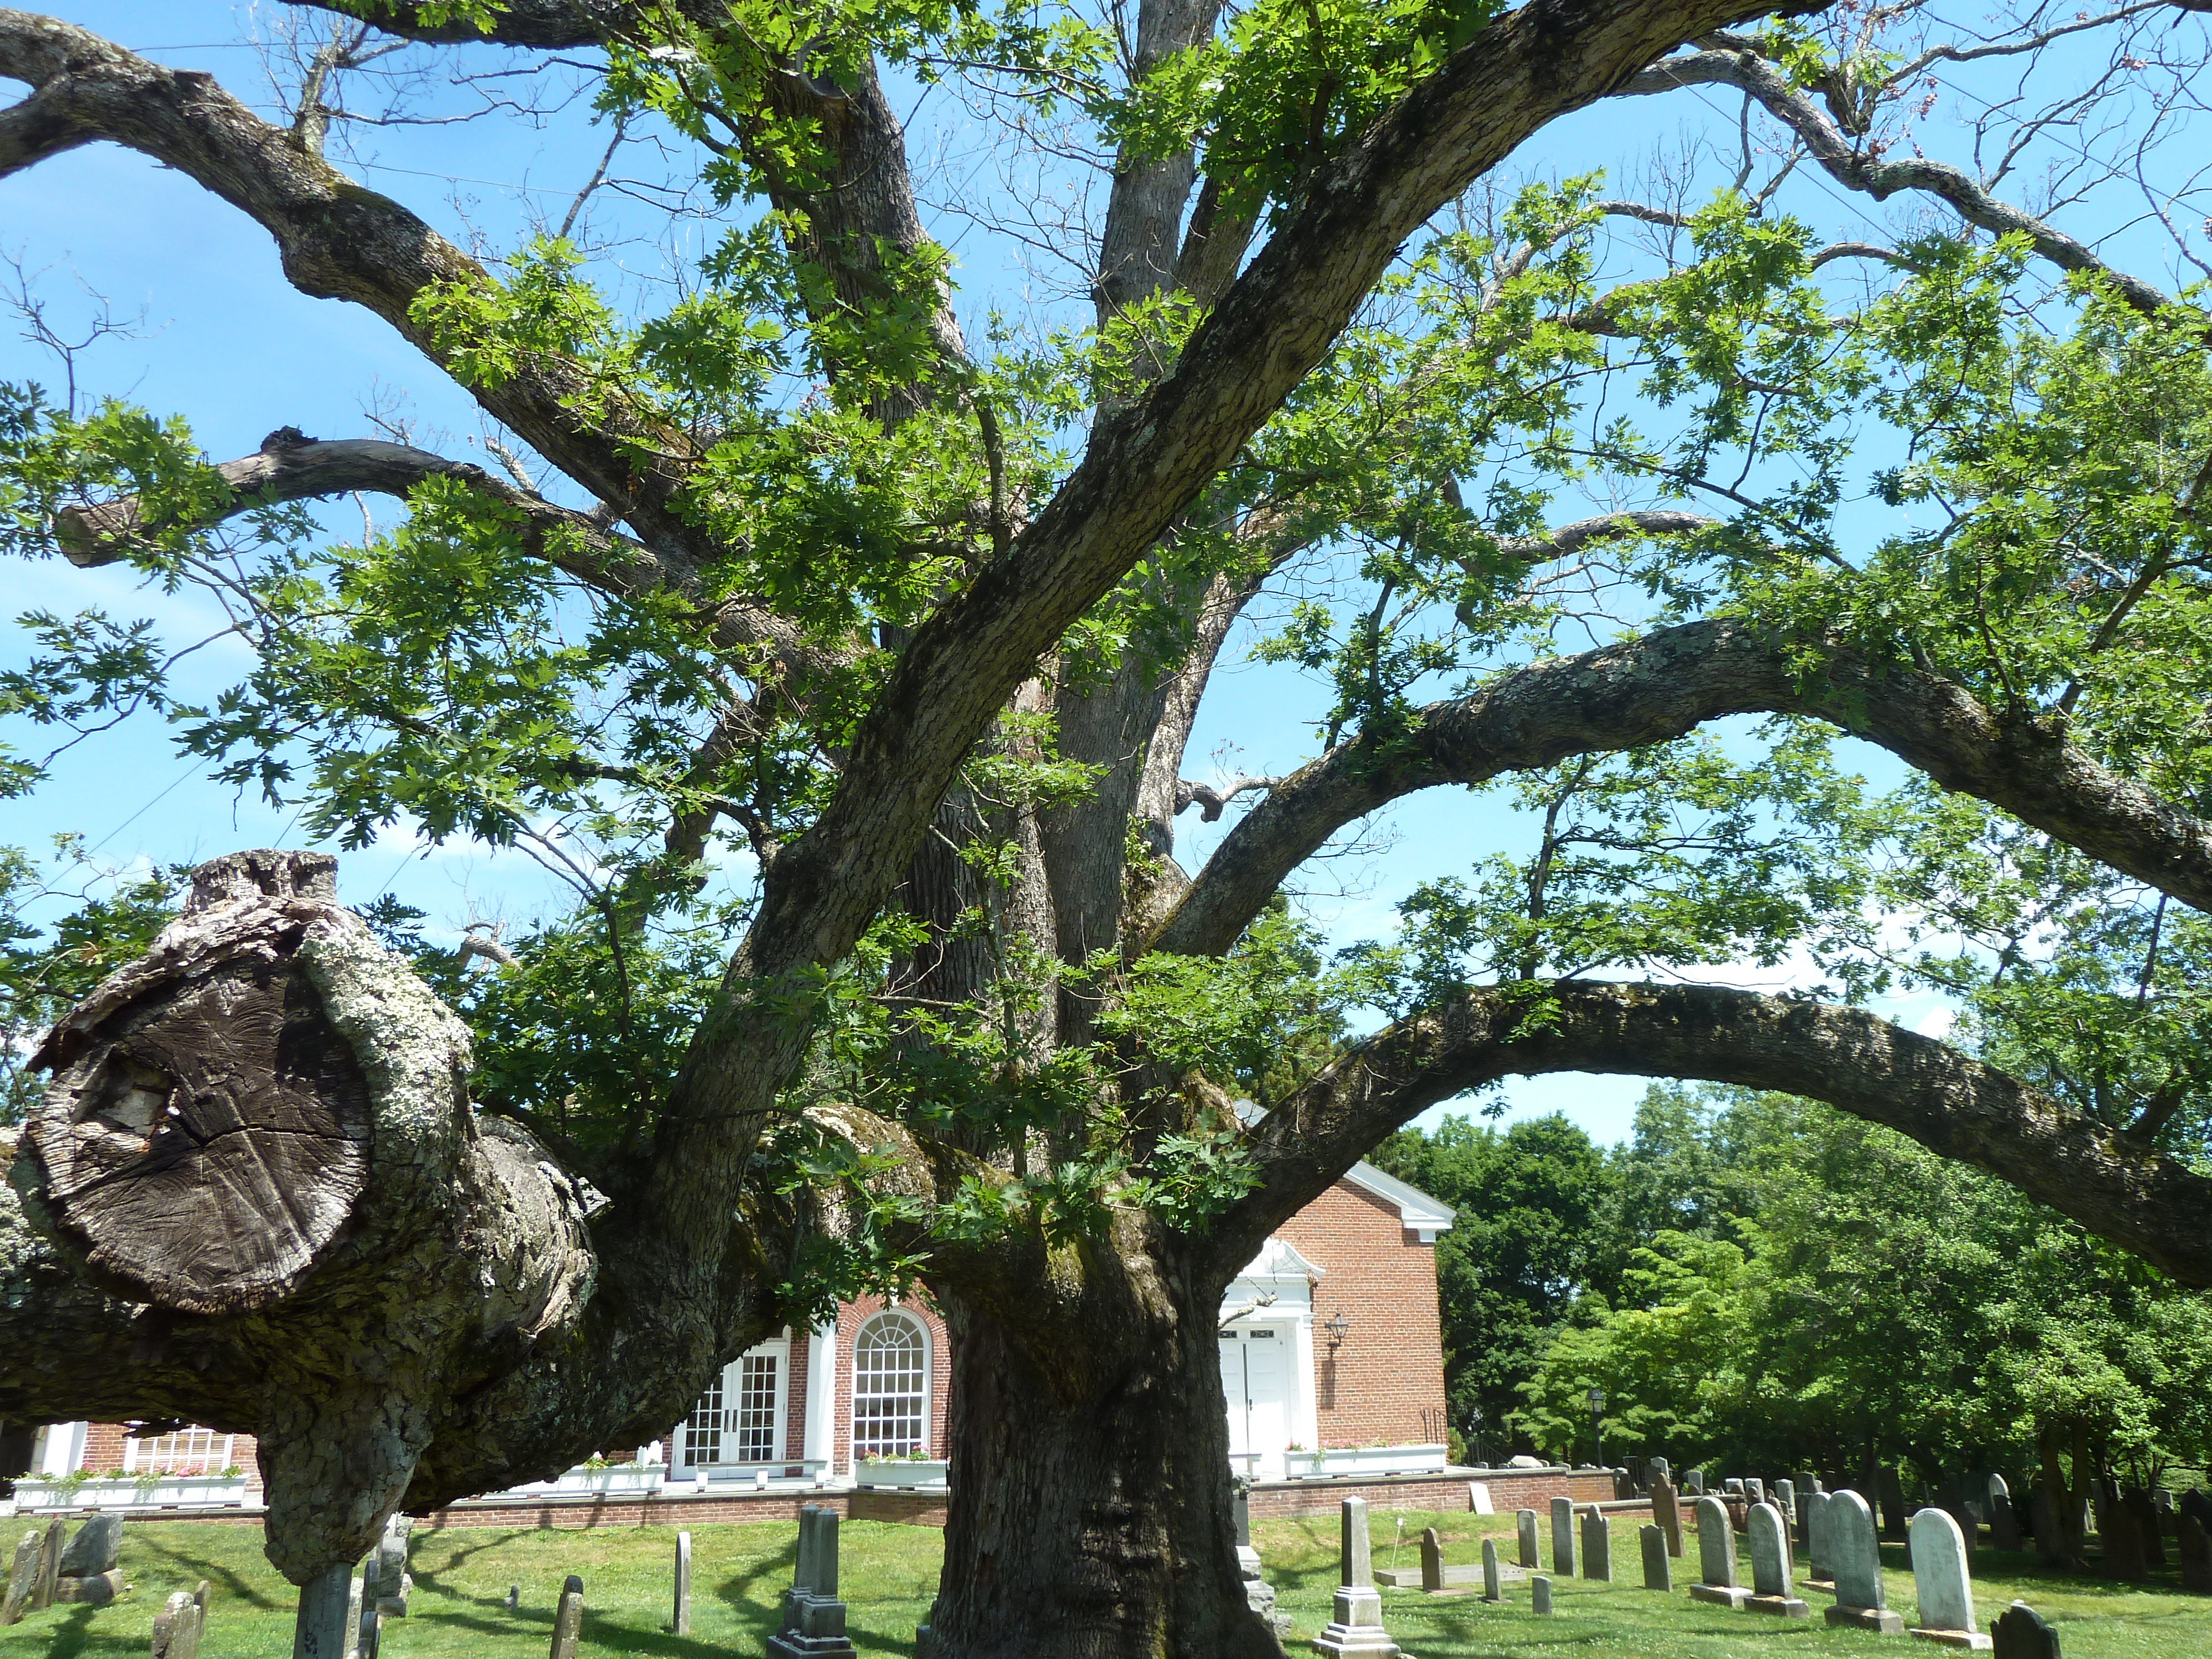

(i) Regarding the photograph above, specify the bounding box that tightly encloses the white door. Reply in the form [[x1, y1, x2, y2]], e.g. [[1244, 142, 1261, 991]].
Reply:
[[1221, 1326, 1295, 1481]]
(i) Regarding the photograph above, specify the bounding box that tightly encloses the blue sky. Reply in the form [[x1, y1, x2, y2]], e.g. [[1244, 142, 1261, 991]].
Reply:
[[5, 3, 2195, 1147]]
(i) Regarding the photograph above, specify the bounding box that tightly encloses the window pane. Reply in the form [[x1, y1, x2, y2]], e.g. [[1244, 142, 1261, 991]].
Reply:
[[128, 1427, 233, 1475], [683, 1371, 724, 1467], [732, 1354, 780, 1461], [852, 1314, 928, 1458]]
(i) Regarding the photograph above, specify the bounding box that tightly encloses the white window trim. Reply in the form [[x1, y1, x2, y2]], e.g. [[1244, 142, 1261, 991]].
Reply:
[[850, 1309, 932, 1468], [673, 1334, 791, 1473]]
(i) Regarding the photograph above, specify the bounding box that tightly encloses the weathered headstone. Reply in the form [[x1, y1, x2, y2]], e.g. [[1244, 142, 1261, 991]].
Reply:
[[152, 1587, 207, 1659], [2184, 1488, 2212, 1535], [2178, 1514, 2212, 1596], [770, 1506, 857, 1657], [54, 1513, 126, 1607], [2126, 1488, 2166, 1567], [1746, 1503, 1810, 1619], [2100, 1495, 2147, 1581], [1776, 1478, 1797, 1523], [1467, 1480, 1493, 1515], [1805, 1490, 1835, 1587], [1652, 1477, 1684, 1558], [294, 1561, 357, 1659], [1580, 1507, 1611, 1581], [1651, 1455, 1671, 1482], [1987, 1492, 2021, 1552], [357, 1554, 380, 1659], [1908, 1508, 1991, 1650], [1881, 1466, 1910, 1541], [1683, 1467, 1705, 1495], [1481, 1537, 1504, 1604], [1551, 1496, 1576, 1577], [373, 1516, 411, 1618], [548, 1574, 584, 1659], [1420, 1528, 1443, 1594], [1530, 1574, 1552, 1615], [674, 1531, 692, 1636], [30, 1516, 63, 1611], [1990, 1600, 2059, 1659], [1233, 1488, 1285, 1629], [1725, 1478, 1745, 1496], [1948, 1499, 1980, 1557], [504, 1585, 519, 1611], [1746, 1478, 1766, 1509], [1640, 1524, 1671, 1592], [341, 1569, 364, 1659], [1824, 1489, 1902, 1634], [1690, 1495, 1749, 1610], [1516, 1508, 1540, 1569], [1312, 1497, 1399, 1657], [3, 1530, 43, 1626]]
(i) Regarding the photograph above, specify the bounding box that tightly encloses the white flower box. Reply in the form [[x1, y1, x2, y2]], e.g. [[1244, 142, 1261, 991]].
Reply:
[[1286, 1444, 1451, 1479], [854, 1459, 949, 1490], [14, 1474, 252, 1512], [544, 1464, 665, 1497]]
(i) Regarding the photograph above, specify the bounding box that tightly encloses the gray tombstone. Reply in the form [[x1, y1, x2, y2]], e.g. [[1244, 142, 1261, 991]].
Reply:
[[2127, 1488, 2166, 1568], [1991, 1600, 2060, 1659], [2182, 1515, 2212, 1595], [1312, 1497, 1400, 1657], [1481, 1536, 1503, 1603], [152, 1588, 206, 1659], [2, 1529, 43, 1626], [1551, 1496, 1576, 1577], [1805, 1490, 1834, 1585], [1652, 1477, 1684, 1559], [357, 1555, 380, 1659], [294, 1561, 358, 1659], [1419, 1527, 1443, 1595], [1909, 1509, 1990, 1650], [1990, 1493, 2022, 1553], [58, 1515, 123, 1578], [674, 1531, 692, 1636], [373, 1516, 411, 1619], [1689, 1495, 1749, 1610], [1516, 1508, 1540, 1569], [2101, 1496, 2147, 1581], [30, 1516, 62, 1612], [1745, 1478, 1765, 1509], [1746, 1503, 1810, 1619], [770, 1506, 857, 1658], [341, 1569, 365, 1659], [1776, 1478, 1797, 1523], [1467, 1480, 1493, 1515], [1880, 1466, 1910, 1541], [1640, 1524, 1671, 1592], [1725, 1478, 1745, 1496], [1580, 1507, 1610, 1581], [1531, 1574, 1553, 1615], [548, 1575, 584, 1659], [504, 1585, 519, 1611], [1683, 1467, 1704, 1495], [1823, 1489, 1902, 1634], [1650, 1456, 1671, 1483]]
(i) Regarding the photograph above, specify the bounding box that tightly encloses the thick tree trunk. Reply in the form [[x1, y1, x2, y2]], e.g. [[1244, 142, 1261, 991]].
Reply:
[[921, 1242, 1280, 1659]]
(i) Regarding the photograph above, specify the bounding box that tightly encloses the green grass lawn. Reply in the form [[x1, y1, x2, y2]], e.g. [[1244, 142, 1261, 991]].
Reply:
[[1, 1510, 2204, 1656]]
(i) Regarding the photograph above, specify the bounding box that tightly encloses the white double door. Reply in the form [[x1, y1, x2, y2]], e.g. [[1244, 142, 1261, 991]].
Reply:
[[1220, 1324, 1295, 1481]]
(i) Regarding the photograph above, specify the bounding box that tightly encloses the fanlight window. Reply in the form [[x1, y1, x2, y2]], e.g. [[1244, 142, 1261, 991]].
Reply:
[[852, 1313, 929, 1459], [123, 1426, 235, 1476]]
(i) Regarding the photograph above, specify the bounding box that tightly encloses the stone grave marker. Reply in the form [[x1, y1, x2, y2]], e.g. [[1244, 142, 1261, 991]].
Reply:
[[1690, 1495, 1749, 1610], [2185, 1488, 2212, 1534], [151, 1587, 206, 1659], [2101, 1496, 2147, 1581], [549, 1574, 585, 1659], [357, 1554, 381, 1659], [1824, 1489, 1901, 1634], [374, 1516, 411, 1618], [1881, 1467, 1910, 1541], [1579, 1507, 1610, 1581], [1531, 1574, 1553, 1615], [3, 1530, 43, 1626], [1481, 1537, 1504, 1603], [1233, 1487, 1285, 1629], [1467, 1480, 1493, 1515], [293, 1562, 357, 1658], [341, 1568, 364, 1659], [1651, 1455, 1671, 1481], [1652, 1477, 1684, 1558], [770, 1505, 857, 1657], [1640, 1524, 1671, 1592], [504, 1585, 519, 1611], [1990, 1600, 2059, 1659], [1776, 1478, 1797, 1523], [56, 1514, 126, 1606], [674, 1531, 692, 1636], [2126, 1488, 2166, 1567], [1990, 1493, 2022, 1553], [1746, 1478, 1766, 1509], [1725, 1478, 1745, 1496], [1683, 1467, 1705, 1495], [1312, 1497, 1400, 1657], [1551, 1496, 1576, 1577], [1948, 1499, 1980, 1556], [1804, 1490, 1835, 1588], [1516, 1508, 1540, 1568], [31, 1516, 63, 1611], [1745, 1503, 1810, 1619], [2180, 1515, 2212, 1595], [1909, 1508, 1992, 1650], [1420, 1528, 1443, 1594]]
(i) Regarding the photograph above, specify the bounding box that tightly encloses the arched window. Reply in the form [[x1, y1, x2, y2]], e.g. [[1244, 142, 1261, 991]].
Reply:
[[852, 1312, 930, 1459]]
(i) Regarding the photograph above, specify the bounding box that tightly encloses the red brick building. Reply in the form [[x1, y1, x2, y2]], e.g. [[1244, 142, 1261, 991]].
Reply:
[[34, 1162, 1454, 1494]]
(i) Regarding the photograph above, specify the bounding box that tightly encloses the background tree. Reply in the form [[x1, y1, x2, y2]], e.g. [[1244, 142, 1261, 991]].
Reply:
[[6, 4, 2212, 1657]]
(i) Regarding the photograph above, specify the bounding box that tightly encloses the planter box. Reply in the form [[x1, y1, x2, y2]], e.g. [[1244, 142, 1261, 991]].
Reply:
[[854, 1460, 949, 1490], [1286, 1444, 1451, 1480], [13, 1475, 251, 1512], [543, 1466, 665, 1498]]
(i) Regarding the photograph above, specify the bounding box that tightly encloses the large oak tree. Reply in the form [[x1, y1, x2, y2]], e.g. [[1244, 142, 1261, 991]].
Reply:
[[5, 2, 2212, 1655]]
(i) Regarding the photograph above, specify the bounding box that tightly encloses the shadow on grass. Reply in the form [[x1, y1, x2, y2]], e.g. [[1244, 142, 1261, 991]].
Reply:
[[127, 1532, 284, 1610]]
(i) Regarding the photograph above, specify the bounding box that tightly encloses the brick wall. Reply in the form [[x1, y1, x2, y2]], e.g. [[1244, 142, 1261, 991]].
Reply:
[[67, 1423, 264, 1489], [1274, 1181, 1448, 1449]]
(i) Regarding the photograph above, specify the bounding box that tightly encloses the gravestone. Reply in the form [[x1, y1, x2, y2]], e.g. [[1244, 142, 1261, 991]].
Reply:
[[341, 1569, 364, 1659], [1531, 1574, 1552, 1615], [1650, 1456, 1671, 1483], [1516, 1509, 1540, 1569], [1990, 1494, 2022, 1552], [1745, 1503, 1810, 1619], [548, 1575, 584, 1659], [1881, 1466, 1910, 1541], [1805, 1490, 1835, 1588], [1745, 1478, 1766, 1509], [2180, 1515, 2212, 1595], [1233, 1488, 1286, 1629], [1551, 1496, 1576, 1577], [357, 1554, 381, 1659], [3, 1530, 43, 1626], [56, 1513, 126, 1606], [2181, 1488, 2212, 1536], [1641, 1524, 1671, 1592], [1683, 1467, 1705, 1495], [1420, 1528, 1443, 1594], [2126, 1488, 2165, 1567], [373, 1516, 411, 1618], [1948, 1499, 1980, 1556], [1580, 1507, 1610, 1581], [1481, 1537, 1504, 1603], [1776, 1478, 1797, 1523], [1908, 1508, 1991, 1650], [1824, 1489, 1902, 1635], [2030, 1488, 2065, 1567], [152, 1587, 206, 1659], [2100, 1496, 2147, 1581], [1725, 1478, 1745, 1496], [674, 1531, 692, 1636], [1689, 1495, 1749, 1610], [504, 1585, 519, 1611], [294, 1561, 357, 1658], [1467, 1480, 1493, 1515], [1312, 1497, 1400, 1657], [1652, 1477, 1684, 1558], [770, 1505, 858, 1657], [1990, 1600, 2059, 1659], [30, 1516, 63, 1611]]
